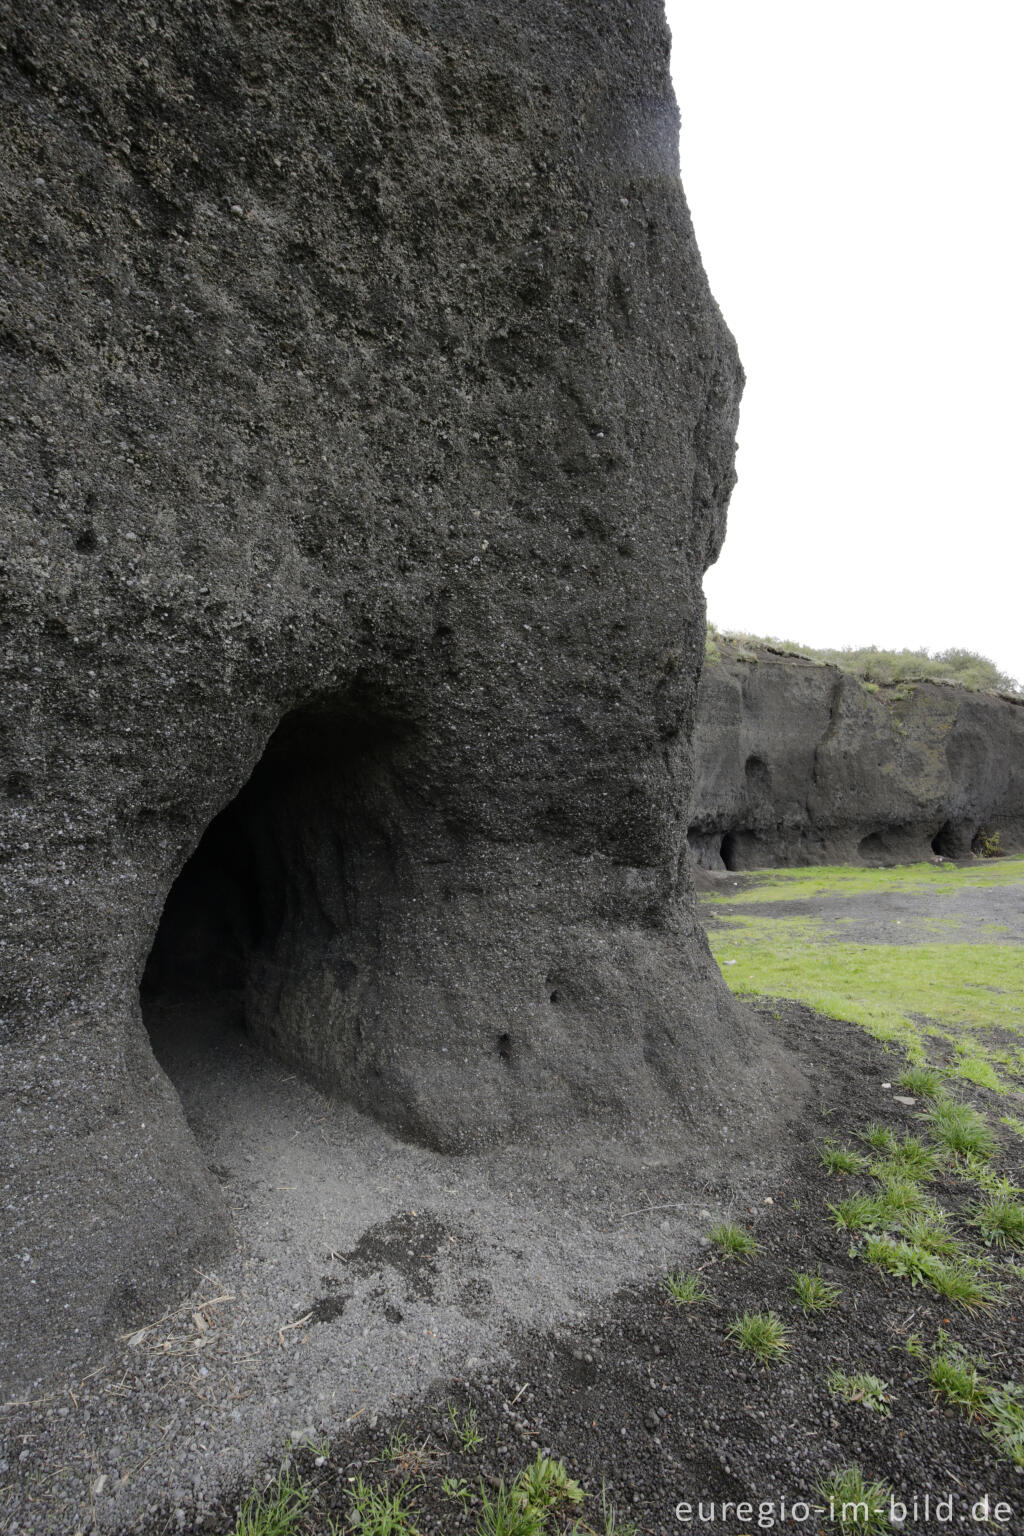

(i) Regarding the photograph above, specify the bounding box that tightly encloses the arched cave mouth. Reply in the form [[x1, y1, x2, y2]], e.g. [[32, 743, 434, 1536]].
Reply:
[[140, 695, 409, 1101]]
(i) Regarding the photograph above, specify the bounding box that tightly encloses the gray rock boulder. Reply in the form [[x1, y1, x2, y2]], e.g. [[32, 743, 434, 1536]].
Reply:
[[1, 0, 750, 1393]]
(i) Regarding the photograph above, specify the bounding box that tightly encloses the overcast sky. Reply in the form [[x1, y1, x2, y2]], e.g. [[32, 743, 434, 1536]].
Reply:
[[664, 1, 1023, 685]]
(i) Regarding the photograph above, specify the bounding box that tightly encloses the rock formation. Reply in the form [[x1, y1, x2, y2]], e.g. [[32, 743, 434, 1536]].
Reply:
[[1, 1, 750, 1393], [690, 639, 1024, 869]]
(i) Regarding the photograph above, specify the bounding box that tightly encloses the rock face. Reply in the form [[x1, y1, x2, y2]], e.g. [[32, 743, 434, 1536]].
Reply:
[[690, 641, 1024, 869], [1, 2, 749, 1391]]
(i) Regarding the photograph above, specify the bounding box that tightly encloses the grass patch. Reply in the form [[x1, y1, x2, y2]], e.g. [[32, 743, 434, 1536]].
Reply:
[[792, 1269, 841, 1314], [703, 857, 1024, 1094], [725, 1310, 790, 1365], [826, 1369, 892, 1415], [921, 1334, 991, 1419], [477, 1455, 584, 1536], [972, 1194, 1024, 1248], [983, 1385, 1024, 1468], [923, 1100, 997, 1159], [898, 1065, 947, 1100], [229, 1467, 310, 1536], [708, 921, 1024, 1090], [707, 1223, 757, 1258], [446, 1401, 482, 1452], [344, 1477, 420, 1536], [829, 1194, 888, 1232], [816, 1465, 893, 1533], [908, 1333, 1024, 1466], [862, 1124, 898, 1154], [870, 1136, 940, 1182], [704, 858, 1024, 906], [861, 1235, 1001, 1310], [822, 1141, 871, 1175], [664, 1271, 709, 1305]]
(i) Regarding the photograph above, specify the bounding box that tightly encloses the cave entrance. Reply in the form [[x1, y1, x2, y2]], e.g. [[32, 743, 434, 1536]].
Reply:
[[140, 696, 407, 1105]]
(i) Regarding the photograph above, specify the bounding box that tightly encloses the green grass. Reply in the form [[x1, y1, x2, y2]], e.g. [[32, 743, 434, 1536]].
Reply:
[[708, 921, 1024, 1089], [703, 858, 1024, 1094], [870, 1136, 940, 1182], [828, 1193, 888, 1232], [898, 1065, 947, 1100], [446, 1401, 482, 1452], [923, 1099, 998, 1159], [343, 1478, 420, 1536], [862, 1124, 898, 1154], [983, 1384, 1024, 1468], [909, 1334, 1024, 1466], [972, 1194, 1024, 1248], [924, 1336, 990, 1419], [792, 1269, 841, 1314], [861, 1234, 1001, 1309], [229, 1468, 310, 1536], [704, 628, 1021, 694], [476, 1481, 545, 1536], [664, 1271, 709, 1305], [725, 1310, 790, 1365], [476, 1456, 584, 1536], [703, 858, 1024, 906], [816, 1466, 893, 1534], [515, 1454, 584, 1515], [822, 1141, 871, 1175], [707, 1223, 757, 1258], [826, 1369, 892, 1415]]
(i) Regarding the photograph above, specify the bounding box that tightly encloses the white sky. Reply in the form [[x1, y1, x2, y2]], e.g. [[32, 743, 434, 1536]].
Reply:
[[665, 1, 1024, 685]]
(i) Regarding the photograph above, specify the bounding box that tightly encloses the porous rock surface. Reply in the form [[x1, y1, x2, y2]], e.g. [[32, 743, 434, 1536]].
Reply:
[[1, 0, 750, 1395], [690, 639, 1024, 870]]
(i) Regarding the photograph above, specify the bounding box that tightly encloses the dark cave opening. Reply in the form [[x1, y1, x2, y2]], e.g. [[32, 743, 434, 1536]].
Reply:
[[140, 696, 408, 1092], [932, 821, 959, 858], [720, 831, 741, 872]]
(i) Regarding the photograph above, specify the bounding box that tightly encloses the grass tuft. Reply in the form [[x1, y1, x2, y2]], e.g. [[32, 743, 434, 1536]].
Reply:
[[230, 1468, 309, 1536], [972, 1194, 1024, 1249], [923, 1099, 997, 1160], [983, 1384, 1024, 1468], [862, 1124, 898, 1154], [925, 1336, 990, 1419], [822, 1142, 870, 1175], [871, 1136, 940, 1183], [816, 1466, 893, 1533], [664, 1271, 709, 1306], [828, 1194, 887, 1232], [862, 1234, 1001, 1310], [898, 1065, 946, 1101], [827, 1369, 892, 1415], [344, 1477, 420, 1536], [446, 1401, 482, 1452], [725, 1310, 790, 1365], [707, 1223, 757, 1258], [792, 1269, 841, 1315]]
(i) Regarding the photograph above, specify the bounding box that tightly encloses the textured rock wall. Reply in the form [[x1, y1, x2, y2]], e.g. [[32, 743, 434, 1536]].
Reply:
[[689, 642, 1024, 870], [1, 0, 751, 1392]]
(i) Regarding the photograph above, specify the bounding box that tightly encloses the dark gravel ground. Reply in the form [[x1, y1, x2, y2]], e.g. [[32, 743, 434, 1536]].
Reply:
[[144, 1001, 1024, 1536]]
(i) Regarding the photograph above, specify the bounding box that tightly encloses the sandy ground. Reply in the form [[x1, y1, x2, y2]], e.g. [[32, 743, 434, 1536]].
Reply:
[[0, 993, 795, 1535]]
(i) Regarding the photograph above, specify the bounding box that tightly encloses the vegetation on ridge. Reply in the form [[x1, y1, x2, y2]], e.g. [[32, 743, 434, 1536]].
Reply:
[[704, 624, 1021, 696]]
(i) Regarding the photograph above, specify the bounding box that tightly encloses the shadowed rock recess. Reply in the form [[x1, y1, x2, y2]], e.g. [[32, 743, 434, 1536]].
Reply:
[[690, 639, 1024, 870], [1, 0, 751, 1394]]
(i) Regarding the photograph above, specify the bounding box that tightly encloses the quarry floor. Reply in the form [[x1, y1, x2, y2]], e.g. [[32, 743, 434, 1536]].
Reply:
[[2, 860, 1023, 1535]]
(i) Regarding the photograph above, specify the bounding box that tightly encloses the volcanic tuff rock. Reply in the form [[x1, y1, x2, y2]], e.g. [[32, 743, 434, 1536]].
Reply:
[[690, 639, 1024, 870], [1, 0, 755, 1393]]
